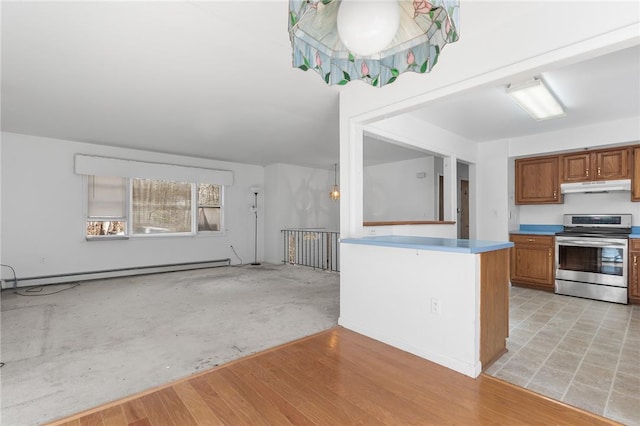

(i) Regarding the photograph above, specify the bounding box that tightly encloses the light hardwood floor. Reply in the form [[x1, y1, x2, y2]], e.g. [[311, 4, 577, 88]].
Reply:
[[46, 327, 620, 426]]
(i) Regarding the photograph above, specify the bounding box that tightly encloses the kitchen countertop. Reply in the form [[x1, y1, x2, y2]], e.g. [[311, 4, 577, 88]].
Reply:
[[511, 224, 640, 238], [510, 224, 563, 236], [340, 235, 513, 254]]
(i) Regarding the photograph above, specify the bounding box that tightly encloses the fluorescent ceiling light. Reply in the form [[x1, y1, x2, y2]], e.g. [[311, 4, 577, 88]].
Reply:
[[506, 78, 566, 121]]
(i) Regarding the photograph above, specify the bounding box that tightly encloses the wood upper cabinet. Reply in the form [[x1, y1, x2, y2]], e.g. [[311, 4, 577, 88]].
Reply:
[[561, 147, 630, 183], [632, 147, 640, 201], [510, 234, 555, 291], [561, 152, 592, 182], [515, 156, 561, 205], [629, 239, 640, 304]]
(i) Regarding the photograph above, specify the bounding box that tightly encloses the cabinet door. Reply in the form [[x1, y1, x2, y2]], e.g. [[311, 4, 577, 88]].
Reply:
[[595, 148, 630, 180], [561, 153, 592, 183], [515, 156, 561, 204], [510, 244, 555, 289], [629, 240, 640, 304], [631, 147, 640, 201]]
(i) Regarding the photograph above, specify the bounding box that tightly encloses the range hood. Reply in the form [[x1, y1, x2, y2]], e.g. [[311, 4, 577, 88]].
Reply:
[[560, 179, 631, 194]]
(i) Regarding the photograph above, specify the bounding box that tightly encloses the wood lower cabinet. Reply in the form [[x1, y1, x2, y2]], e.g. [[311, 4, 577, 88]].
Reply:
[[628, 239, 640, 304], [561, 147, 630, 183], [510, 234, 555, 291], [515, 156, 561, 205]]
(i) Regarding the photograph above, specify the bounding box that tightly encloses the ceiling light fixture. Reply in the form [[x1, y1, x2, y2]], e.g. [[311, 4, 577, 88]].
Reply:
[[288, 0, 460, 87], [506, 77, 566, 121], [329, 163, 340, 201]]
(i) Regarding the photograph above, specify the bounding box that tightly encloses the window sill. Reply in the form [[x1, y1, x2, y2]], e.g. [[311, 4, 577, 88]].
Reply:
[[86, 236, 130, 241]]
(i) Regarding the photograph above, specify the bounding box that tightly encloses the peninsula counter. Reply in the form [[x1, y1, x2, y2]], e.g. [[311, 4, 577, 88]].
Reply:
[[339, 236, 513, 378]]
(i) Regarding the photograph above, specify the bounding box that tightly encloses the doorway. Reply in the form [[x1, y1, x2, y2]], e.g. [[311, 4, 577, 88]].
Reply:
[[460, 179, 469, 238], [438, 174, 444, 221], [457, 161, 470, 239]]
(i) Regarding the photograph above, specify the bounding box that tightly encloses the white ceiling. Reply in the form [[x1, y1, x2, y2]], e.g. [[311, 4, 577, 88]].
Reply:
[[2, 1, 639, 169], [408, 46, 640, 142]]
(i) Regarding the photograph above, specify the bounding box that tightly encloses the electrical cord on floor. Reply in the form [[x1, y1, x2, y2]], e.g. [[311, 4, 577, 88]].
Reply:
[[230, 245, 243, 265], [15, 282, 80, 296], [0, 264, 18, 290]]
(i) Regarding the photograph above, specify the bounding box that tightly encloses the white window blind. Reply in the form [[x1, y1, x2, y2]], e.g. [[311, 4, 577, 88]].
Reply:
[[87, 175, 127, 217], [75, 155, 234, 186]]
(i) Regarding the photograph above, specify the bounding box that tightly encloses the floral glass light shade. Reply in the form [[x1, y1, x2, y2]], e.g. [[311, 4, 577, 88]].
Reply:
[[329, 163, 340, 200], [288, 0, 460, 87]]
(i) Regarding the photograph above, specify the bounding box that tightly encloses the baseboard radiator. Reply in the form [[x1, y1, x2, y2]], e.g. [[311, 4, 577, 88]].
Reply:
[[1, 258, 231, 289]]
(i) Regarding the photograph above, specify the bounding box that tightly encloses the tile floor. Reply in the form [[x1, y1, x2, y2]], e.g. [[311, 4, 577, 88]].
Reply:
[[485, 287, 640, 425]]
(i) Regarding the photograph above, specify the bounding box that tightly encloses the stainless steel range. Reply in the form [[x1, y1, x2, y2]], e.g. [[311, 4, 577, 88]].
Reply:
[[555, 214, 631, 304]]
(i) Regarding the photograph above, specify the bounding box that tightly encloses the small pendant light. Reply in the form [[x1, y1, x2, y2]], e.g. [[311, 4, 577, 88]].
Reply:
[[329, 163, 340, 201]]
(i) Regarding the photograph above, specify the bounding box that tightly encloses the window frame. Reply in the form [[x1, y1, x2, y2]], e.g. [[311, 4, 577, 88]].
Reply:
[[85, 176, 225, 241], [85, 175, 130, 240], [196, 183, 224, 234]]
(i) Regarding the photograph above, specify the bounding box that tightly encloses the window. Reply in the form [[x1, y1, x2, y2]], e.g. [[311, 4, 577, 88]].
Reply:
[[85, 177, 223, 239], [86, 175, 127, 238], [198, 183, 221, 232], [132, 179, 192, 234]]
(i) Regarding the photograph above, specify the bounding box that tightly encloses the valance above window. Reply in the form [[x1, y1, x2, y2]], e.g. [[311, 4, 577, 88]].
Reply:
[[74, 154, 234, 186]]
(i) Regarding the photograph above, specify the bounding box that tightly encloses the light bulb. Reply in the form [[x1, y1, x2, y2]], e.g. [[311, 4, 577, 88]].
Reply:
[[337, 0, 400, 57]]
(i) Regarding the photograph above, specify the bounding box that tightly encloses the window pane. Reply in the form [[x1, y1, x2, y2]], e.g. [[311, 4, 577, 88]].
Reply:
[[198, 184, 221, 232], [87, 221, 126, 237], [132, 179, 192, 234], [198, 207, 220, 231], [198, 183, 220, 207], [88, 175, 126, 217]]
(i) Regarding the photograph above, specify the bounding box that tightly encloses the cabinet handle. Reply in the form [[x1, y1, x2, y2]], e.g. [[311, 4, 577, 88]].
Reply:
[[598, 167, 601, 176], [553, 190, 557, 199], [634, 255, 637, 265], [548, 249, 552, 257], [527, 238, 535, 242], [586, 169, 590, 177]]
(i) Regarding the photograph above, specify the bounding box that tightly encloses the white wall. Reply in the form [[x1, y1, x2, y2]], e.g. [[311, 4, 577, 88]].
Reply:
[[345, 115, 477, 239], [263, 163, 339, 264], [519, 193, 640, 226], [340, 243, 482, 377], [510, 117, 640, 226], [476, 140, 510, 241], [0, 136, 3, 283], [1, 132, 264, 281], [364, 156, 436, 221], [508, 117, 639, 158], [339, 2, 638, 242]]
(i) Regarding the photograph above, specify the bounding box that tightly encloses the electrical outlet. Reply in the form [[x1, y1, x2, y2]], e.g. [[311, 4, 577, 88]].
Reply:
[[431, 298, 441, 314]]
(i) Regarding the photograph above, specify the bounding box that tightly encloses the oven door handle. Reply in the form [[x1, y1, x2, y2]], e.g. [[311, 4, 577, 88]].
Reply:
[[557, 239, 626, 248]]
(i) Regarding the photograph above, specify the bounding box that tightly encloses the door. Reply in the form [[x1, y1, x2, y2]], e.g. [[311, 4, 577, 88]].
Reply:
[[438, 174, 444, 221], [460, 179, 469, 239]]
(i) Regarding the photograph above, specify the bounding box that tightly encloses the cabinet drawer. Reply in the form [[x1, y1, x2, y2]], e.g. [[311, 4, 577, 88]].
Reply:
[[510, 234, 554, 247], [630, 239, 640, 251]]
